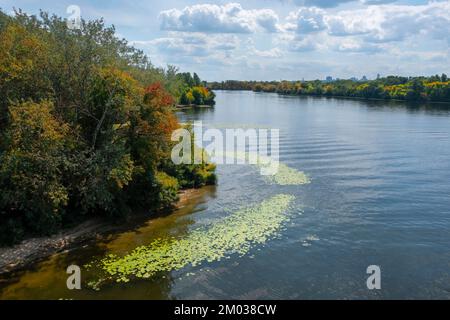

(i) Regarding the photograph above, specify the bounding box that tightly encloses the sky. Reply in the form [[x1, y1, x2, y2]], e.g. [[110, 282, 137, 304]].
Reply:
[[1, 0, 449, 81]]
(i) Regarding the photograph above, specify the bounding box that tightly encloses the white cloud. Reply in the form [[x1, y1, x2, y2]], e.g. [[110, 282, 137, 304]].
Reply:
[[158, 2, 450, 45], [285, 7, 327, 34], [290, 36, 322, 51], [159, 3, 280, 33], [290, 0, 398, 8], [252, 47, 283, 58], [135, 33, 240, 63], [334, 38, 382, 53], [360, 0, 397, 5], [279, 1, 450, 55], [325, 1, 450, 43], [292, 0, 355, 8], [150, 1, 449, 79], [273, 32, 324, 52], [146, 37, 209, 57]]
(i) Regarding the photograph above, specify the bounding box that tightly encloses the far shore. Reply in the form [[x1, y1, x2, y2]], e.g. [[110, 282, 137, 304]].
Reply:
[[211, 89, 450, 105], [0, 188, 205, 277]]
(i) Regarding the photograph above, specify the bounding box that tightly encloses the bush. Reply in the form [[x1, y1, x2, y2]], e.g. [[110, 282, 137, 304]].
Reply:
[[155, 171, 180, 209]]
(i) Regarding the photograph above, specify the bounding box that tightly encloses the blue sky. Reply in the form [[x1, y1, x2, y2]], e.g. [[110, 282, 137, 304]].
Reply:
[[1, 0, 449, 81]]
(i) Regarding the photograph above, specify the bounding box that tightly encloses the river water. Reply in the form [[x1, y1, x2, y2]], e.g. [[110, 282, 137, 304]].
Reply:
[[1, 90, 450, 299]]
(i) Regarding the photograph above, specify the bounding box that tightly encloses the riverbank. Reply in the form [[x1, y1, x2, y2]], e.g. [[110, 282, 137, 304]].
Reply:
[[0, 188, 204, 276], [212, 89, 450, 105]]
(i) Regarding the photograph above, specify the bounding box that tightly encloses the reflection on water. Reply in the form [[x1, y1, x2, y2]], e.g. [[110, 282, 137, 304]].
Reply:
[[1, 91, 450, 299]]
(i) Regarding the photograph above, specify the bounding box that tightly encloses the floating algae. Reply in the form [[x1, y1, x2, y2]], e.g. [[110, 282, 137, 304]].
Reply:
[[216, 150, 311, 186], [98, 194, 295, 283], [264, 162, 310, 185]]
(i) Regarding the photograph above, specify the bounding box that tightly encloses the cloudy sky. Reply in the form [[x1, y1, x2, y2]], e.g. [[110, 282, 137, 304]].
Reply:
[[2, 0, 449, 81]]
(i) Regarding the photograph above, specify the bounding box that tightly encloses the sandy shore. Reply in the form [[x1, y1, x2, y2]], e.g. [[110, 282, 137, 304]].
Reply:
[[0, 188, 200, 276]]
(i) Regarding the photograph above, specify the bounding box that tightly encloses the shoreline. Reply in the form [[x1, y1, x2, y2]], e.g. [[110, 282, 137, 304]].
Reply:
[[212, 89, 450, 105], [0, 188, 203, 276], [176, 104, 214, 109]]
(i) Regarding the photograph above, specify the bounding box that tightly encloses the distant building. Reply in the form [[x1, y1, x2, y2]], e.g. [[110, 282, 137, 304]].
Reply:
[[361, 75, 368, 81], [325, 76, 333, 82]]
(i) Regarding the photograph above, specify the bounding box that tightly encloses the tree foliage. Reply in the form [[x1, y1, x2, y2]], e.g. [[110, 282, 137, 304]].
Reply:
[[0, 10, 216, 244], [177, 72, 215, 106]]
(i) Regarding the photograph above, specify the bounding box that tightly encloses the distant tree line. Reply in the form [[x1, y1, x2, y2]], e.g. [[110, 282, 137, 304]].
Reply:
[[0, 10, 215, 245], [208, 75, 450, 102]]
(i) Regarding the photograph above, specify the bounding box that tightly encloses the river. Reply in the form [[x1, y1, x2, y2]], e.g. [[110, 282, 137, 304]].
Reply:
[[1, 90, 450, 299]]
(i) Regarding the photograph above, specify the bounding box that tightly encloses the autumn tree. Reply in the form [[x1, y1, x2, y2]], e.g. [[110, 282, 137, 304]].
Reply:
[[0, 10, 216, 244]]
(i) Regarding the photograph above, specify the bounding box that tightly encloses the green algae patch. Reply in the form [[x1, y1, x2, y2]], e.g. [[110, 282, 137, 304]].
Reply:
[[264, 162, 311, 186], [98, 194, 295, 283], [216, 150, 311, 186]]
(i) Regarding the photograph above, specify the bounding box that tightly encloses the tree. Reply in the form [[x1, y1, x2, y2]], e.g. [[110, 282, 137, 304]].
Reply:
[[193, 72, 201, 86], [0, 101, 70, 242], [0, 23, 52, 124], [406, 78, 425, 101], [177, 71, 215, 106]]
